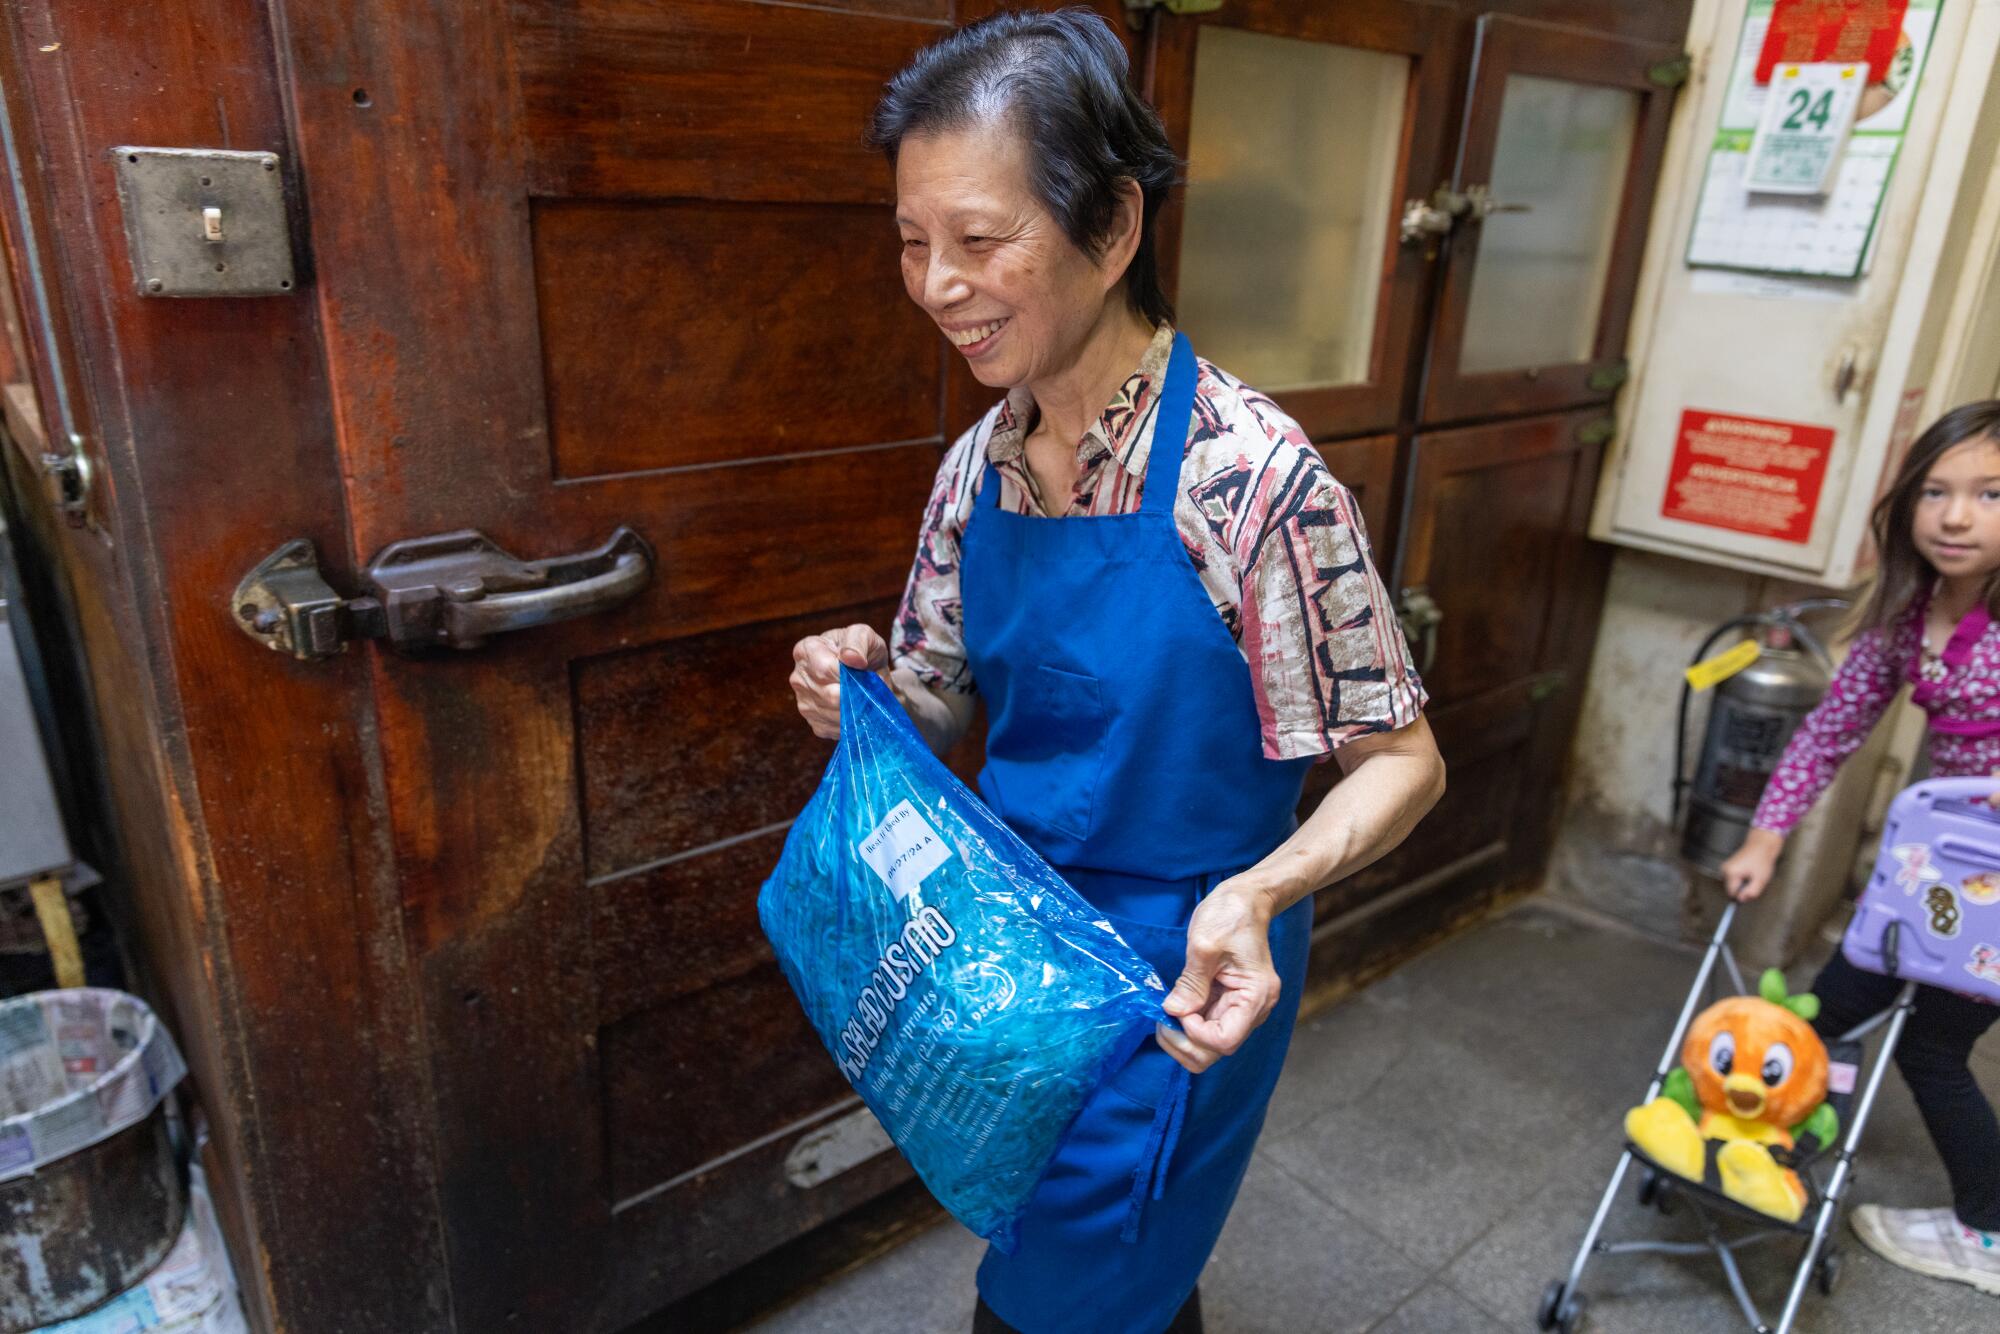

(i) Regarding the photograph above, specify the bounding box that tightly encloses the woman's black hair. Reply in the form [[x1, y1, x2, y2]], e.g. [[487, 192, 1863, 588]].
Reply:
[[866, 8, 1180, 327], [1856, 399, 2000, 633]]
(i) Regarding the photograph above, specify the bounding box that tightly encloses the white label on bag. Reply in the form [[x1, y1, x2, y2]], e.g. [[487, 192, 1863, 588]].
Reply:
[[858, 800, 953, 902]]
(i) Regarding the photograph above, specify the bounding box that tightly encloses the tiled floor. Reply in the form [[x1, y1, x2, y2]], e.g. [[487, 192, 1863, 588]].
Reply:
[[746, 898, 2000, 1333]]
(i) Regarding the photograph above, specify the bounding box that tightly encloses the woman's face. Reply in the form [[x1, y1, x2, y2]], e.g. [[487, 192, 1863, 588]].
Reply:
[[1914, 436, 2000, 580], [895, 122, 1124, 390]]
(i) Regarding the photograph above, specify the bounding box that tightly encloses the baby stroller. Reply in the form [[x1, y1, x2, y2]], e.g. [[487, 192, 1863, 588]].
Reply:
[[1539, 774, 2000, 1333]]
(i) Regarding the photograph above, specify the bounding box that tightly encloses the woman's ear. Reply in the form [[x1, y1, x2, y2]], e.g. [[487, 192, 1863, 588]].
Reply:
[[1099, 177, 1145, 295]]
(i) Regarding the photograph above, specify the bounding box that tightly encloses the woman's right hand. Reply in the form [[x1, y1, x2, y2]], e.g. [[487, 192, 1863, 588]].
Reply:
[[1720, 827, 1786, 902], [790, 624, 889, 739]]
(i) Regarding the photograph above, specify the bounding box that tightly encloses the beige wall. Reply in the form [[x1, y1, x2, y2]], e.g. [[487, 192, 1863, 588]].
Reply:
[[1552, 546, 1923, 943]]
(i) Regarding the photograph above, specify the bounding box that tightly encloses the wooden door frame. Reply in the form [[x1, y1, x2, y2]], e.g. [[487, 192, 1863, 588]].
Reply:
[[1420, 14, 1682, 425], [0, 4, 450, 1330], [1148, 0, 1459, 442]]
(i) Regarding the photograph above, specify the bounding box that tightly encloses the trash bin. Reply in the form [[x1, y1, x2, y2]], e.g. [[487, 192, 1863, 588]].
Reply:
[[28, 1163, 247, 1334], [0, 990, 188, 1332]]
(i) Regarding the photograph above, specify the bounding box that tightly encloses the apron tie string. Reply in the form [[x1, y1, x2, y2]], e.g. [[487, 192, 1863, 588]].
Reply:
[[1120, 1062, 1191, 1243]]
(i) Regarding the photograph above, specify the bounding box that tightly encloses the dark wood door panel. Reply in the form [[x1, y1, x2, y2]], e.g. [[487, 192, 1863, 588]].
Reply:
[[1396, 409, 1604, 706], [1301, 671, 1536, 922], [1318, 433, 1398, 562], [1305, 731, 1527, 985], [603, 966, 854, 1205], [535, 201, 942, 479], [539, 448, 936, 650], [601, 1106, 913, 1332], [1479, 0, 1692, 45], [512, 0, 949, 203], [595, 829, 796, 1025], [575, 602, 894, 879]]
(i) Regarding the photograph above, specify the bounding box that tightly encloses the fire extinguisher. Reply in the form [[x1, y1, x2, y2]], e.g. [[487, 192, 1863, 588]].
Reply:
[[1673, 601, 1848, 874]]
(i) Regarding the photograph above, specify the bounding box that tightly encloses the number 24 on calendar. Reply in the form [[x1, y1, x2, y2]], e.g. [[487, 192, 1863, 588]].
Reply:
[[1746, 63, 1868, 196]]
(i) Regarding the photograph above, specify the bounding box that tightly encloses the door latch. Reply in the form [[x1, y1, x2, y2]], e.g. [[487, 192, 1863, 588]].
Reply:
[[112, 147, 296, 297], [1399, 193, 1457, 247], [232, 527, 653, 660], [38, 435, 90, 525], [1396, 585, 1443, 676], [1399, 184, 1531, 247]]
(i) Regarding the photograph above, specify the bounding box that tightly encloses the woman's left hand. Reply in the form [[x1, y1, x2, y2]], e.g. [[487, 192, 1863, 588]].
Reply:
[[1155, 883, 1279, 1074]]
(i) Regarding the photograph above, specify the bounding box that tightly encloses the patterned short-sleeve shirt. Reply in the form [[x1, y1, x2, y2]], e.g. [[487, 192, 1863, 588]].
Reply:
[[891, 323, 1428, 761]]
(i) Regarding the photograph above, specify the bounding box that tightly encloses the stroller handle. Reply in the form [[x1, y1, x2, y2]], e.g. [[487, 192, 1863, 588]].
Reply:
[[1909, 775, 2000, 811]]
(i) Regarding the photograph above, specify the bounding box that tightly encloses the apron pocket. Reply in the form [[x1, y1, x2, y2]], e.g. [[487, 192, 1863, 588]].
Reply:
[[993, 664, 1109, 844]]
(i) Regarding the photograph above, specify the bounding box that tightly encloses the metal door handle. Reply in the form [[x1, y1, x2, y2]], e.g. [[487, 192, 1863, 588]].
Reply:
[[232, 526, 654, 660], [1400, 195, 1457, 246], [1399, 183, 1531, 248], [1397, 585, 1443, 676], [1833, 346, 1859, 403], [1465, 185, 1530, 220]]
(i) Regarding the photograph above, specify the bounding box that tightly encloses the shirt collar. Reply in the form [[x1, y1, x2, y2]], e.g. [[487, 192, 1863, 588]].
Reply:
[[987, 324, 1177, 478]]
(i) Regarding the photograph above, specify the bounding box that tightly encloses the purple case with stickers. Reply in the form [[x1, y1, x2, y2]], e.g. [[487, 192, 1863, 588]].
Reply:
[[1844, 777, 2000, 1002]]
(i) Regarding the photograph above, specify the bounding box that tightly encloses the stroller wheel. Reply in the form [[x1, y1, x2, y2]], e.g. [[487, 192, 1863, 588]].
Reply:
[[1536, 1279, 1565, 1330], [1816, 1244, 1843, 1296], [1557, 1291, 1589, 1334]]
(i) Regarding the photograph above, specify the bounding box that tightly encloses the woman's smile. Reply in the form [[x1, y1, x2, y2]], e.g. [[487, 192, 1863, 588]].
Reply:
[[946, 317, 1010, 354]]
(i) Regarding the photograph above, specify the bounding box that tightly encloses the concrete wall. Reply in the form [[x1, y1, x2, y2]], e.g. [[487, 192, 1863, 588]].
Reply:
[[1552, 546, 1924, 949]]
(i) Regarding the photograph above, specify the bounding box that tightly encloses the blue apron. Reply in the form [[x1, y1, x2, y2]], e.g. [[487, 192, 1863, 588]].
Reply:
[[961, 333, 1316, 1334]]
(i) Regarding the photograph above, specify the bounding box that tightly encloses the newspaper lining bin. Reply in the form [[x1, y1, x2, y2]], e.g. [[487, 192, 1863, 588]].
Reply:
[[0, 990, 188, 1331]]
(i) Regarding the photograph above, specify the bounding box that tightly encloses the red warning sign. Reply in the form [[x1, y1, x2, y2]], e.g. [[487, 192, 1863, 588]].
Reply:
[[1661, 409, 1835, 544], [1755, 0, 1909, 85]]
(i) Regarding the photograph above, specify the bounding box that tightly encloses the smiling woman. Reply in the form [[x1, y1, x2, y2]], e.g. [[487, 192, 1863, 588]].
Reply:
[[871, 11, 1175, 402], [783, 12, 1445, 1334]]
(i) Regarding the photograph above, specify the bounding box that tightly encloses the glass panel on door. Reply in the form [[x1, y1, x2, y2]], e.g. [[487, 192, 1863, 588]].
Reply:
[[1178, 26, 1408, 393], [1458, 76, 1638, 375]]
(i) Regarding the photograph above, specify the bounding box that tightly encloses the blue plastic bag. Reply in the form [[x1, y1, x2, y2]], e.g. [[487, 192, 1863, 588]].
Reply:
[[759, 667, 1167, 1250]]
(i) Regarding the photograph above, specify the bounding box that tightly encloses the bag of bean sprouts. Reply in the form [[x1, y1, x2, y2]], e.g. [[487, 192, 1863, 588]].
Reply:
[[759, 667, 1165, 1250]]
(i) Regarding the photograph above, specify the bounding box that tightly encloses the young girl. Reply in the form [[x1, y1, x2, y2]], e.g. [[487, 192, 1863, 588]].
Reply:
[[1722, 400, 2000, 1297]]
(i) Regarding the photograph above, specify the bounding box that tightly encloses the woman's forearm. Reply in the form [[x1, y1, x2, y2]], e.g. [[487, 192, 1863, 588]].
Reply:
[[1227, 719, 1446, 921], [887, 665, 977, 758]]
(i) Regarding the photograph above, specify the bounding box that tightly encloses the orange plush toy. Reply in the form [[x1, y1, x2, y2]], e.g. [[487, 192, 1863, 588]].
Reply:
[[1624, 970, 1839, 1223]]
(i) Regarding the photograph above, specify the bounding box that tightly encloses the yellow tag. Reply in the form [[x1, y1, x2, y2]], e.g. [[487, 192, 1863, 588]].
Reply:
[[1685, 639, 1762, 692]]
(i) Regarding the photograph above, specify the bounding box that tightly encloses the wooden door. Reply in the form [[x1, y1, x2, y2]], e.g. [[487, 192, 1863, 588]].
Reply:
[[1366, 409, 1612, 937], [1148, 0, 1457, 442], [1420, 14, 1681, 423], [270, 2, 1042, 1328]]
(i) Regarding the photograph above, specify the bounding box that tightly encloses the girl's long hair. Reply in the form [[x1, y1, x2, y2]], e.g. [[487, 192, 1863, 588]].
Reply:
[[1855, 399, 2000, 634]]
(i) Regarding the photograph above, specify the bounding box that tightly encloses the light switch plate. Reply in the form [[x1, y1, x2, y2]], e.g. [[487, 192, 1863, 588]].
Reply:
[[112, 147, 295, 297]]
